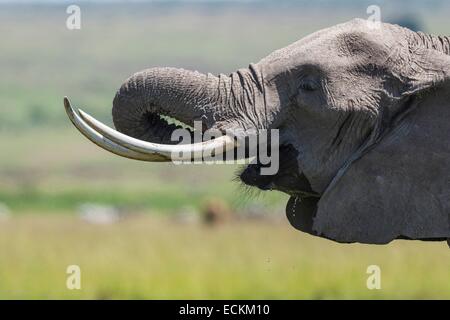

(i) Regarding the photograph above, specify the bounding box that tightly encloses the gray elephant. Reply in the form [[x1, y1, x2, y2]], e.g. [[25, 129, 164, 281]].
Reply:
[[64, 19, 450, 245]]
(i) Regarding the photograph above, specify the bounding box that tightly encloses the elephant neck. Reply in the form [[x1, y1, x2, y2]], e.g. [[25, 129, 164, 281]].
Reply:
[[411, 31, 450, 55]]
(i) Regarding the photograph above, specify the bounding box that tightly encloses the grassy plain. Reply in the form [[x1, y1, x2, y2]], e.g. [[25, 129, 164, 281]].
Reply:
[[1, 215, 450, 299]]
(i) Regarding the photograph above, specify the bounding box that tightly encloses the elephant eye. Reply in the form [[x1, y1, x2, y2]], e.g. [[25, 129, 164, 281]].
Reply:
[[300, 80, 319, 92]]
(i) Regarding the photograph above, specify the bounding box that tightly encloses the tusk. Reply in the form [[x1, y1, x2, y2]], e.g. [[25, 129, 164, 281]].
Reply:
[[63, 97, 170, 162], [77, 108, 237, 161]]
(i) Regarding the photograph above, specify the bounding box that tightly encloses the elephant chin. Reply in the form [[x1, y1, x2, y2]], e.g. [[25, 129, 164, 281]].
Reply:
[[285, 196, 319, 237], [238, 144, 323, 235]]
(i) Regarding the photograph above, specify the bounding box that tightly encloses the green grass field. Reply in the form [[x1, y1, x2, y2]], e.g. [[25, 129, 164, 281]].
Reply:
[[1, 215, 450, 299], [1, 2, 450, 299]]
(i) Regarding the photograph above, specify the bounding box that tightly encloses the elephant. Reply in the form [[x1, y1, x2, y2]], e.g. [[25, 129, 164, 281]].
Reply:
[[64, 18, 450, 245]]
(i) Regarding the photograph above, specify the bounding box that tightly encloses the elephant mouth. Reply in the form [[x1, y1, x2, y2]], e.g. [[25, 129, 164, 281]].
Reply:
[[238, 144, 320, 198], [239, 163, 319, 197]]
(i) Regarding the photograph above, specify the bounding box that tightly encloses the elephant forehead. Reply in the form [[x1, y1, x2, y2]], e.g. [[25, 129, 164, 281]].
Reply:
[[259, 29, 337, 66], [258, 19, 398, 69]]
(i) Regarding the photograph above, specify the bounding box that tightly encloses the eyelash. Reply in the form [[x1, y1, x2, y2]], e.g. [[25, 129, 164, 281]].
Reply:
[[300, 81, 318, 92]]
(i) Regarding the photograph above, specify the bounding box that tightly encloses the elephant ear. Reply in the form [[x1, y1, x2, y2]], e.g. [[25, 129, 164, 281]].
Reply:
[[311, 48, 450, 244]]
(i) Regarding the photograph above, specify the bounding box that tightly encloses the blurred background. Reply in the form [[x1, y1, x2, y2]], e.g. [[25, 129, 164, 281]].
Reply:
[[0, 0, 449, 299]]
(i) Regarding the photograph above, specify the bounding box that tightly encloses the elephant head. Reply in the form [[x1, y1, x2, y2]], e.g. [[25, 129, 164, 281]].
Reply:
[[65, 19, 450, 244]]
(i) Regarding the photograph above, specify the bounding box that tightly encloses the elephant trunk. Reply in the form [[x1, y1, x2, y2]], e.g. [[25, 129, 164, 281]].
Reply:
[[112, 67, 223, 144], [64, 65, 268, 162], [112, 65, 267, 145]]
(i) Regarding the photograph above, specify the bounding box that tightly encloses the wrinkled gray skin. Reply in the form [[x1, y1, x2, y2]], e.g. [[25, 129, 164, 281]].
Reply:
[[112, 19, 450, 244]]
